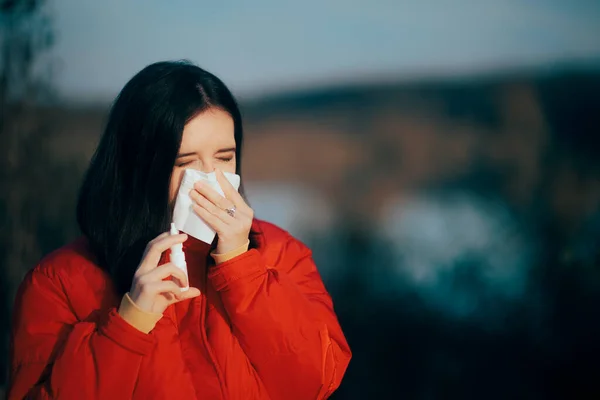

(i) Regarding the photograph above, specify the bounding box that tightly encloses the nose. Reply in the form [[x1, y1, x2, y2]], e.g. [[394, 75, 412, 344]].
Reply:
[[198, 160, 214, 174]]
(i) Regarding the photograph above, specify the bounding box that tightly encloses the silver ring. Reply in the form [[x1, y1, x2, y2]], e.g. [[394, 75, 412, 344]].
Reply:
[[225, 206, 236, 217]]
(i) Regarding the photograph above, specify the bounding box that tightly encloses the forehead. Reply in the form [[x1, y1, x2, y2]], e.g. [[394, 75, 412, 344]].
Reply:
[[180, 108, 235, 151]]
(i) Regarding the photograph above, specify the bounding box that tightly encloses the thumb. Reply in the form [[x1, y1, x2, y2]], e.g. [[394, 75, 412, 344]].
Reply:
[[175, 287, 201, 302]]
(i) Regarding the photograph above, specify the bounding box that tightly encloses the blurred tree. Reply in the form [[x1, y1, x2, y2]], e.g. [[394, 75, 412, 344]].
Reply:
[[0, 0, 55, 392]]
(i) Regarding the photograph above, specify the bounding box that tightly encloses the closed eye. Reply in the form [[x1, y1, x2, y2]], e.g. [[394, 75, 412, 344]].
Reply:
[[176, 160, 194, 167]]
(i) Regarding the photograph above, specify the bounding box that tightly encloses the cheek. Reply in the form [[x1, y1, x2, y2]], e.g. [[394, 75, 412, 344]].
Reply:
[[225, 160, 237, 174], [219, 158, 237, 174], [169, 169, 184, 203]]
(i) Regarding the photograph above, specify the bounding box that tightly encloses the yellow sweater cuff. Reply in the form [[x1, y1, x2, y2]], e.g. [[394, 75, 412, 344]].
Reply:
[[211, 240, 250, 264], [117, 293, 163, 334]]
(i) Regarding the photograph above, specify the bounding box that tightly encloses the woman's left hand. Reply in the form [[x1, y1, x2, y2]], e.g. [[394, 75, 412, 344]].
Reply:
[[190, 168, 254, 254]]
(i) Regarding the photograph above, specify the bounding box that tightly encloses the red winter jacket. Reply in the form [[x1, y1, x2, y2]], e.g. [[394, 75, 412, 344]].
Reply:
[[8, 219, 351, 399]]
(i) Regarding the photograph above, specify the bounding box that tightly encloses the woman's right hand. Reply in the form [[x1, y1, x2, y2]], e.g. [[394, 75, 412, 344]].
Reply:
[[128, 231, 201, 314]]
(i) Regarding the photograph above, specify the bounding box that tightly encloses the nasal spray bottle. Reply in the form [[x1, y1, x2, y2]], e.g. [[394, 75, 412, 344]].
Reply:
[[170, 223, 189, 291]]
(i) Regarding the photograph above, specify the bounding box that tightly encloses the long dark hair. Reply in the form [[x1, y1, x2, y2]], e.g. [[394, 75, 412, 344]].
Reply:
[[77, 60, 254, 295]]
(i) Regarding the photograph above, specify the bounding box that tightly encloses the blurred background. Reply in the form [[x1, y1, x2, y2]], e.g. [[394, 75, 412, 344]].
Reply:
[[1, 1, 600, 398]]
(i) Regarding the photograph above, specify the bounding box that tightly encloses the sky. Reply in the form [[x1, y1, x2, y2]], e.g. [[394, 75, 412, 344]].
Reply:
[[51, 0, 600, 101]]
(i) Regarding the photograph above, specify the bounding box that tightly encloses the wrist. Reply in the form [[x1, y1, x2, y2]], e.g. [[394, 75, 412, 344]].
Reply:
[[212, 239, 250, 264], [118, 293, 163, 334], [215, 236, 249, 254]]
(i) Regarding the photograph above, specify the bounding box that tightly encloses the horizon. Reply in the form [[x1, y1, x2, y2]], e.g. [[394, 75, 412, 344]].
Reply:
[[54, 57, 600, 108]]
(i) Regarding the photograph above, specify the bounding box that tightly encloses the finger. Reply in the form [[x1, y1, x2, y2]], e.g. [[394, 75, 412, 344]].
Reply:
[[193, 180, 234, 211], [193, 203, 227, 232], [151, 231, 171, 243], [215, 168, 239, 201], [215, 168, 253, 214], [144, 280, 183, 298], [175, 287, 201, 302], [138, 233, 188, 274], [163, 292, 175, 302], [190, 190, 233, 222], [142, 262, 188, 288], [215, 168, 252, 211], [141, 232, 171, 257]]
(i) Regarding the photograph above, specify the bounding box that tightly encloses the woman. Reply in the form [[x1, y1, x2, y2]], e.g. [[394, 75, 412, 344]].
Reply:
[[8, 61, 351, 399]]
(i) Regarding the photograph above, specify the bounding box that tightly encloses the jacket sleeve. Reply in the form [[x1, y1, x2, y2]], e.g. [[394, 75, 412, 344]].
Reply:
[[208, 235, 352, 400], [8, 267, 155, 400]]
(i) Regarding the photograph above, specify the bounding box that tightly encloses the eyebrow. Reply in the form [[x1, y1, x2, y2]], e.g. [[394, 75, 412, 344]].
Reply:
[[216, 147, 236, 154]]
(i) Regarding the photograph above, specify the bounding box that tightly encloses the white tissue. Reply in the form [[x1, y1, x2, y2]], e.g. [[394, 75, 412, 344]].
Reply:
[[172, 169, 241, 244]]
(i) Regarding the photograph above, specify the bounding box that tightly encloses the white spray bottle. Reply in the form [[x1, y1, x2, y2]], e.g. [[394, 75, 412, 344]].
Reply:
[[170, 223, 189, 291]]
